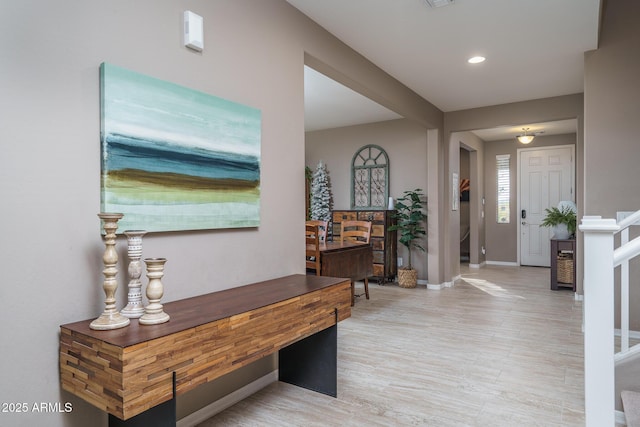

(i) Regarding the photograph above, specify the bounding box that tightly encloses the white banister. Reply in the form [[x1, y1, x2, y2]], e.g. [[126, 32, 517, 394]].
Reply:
[[621, 226, 630, 353], [579, 215, 619, 427], [613, 235, 640, 267], [614, 210, 640, 355], [618, 210, 640, 230]]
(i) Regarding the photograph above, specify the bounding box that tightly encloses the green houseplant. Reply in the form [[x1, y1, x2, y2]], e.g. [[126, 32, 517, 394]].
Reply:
[[541, 205, 577, 239], [389, 189, 427, 288]]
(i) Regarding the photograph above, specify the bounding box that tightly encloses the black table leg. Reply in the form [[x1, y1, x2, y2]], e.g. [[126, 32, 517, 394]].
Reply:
[[278, 325, 337, 397]]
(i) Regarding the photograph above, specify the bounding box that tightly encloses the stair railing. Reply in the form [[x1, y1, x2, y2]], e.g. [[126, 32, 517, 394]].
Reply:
[[615, 210, 640, 356], [580, 210, 640, 427]]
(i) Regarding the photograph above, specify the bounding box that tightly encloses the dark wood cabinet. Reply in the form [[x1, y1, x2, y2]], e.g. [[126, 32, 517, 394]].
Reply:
[[332, 210, 397, 283], [550, 238, 576, 291]]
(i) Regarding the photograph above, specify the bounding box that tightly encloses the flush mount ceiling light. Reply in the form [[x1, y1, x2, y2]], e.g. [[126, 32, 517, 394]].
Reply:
[[468, 56, 486, 64], [516, 128, 535, 144], [424, 0, 454, 8]]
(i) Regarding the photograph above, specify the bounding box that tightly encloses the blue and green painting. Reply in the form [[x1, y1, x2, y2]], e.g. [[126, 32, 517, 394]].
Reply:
[[100, 63, 261, 232]]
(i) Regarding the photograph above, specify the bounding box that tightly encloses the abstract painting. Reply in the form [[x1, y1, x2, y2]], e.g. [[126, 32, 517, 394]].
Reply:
[[100, 63, 261, 232]]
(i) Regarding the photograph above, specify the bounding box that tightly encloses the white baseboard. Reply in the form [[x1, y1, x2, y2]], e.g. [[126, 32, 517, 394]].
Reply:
[[485, 261, 519, 267], [468, 262, 485, 269], [616, 409, 627, 426], [177, 371, 278, 427], [574, 293, 583, 301], [424, 277, 459, 289], [416, 278, 438, 289], [615, 329, 640, 340], [427, 282, 443, 290]]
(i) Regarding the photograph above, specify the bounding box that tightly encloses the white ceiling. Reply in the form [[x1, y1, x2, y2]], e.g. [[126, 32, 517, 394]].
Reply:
[[290, 0, 600, 139], [304, 66, 402, 132]]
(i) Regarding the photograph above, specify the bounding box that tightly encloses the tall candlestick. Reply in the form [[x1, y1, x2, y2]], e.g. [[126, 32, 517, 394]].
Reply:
[[90, 213, 130, 330]]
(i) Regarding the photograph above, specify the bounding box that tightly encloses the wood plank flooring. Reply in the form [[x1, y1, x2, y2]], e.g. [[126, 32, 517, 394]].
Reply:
[[198, 265, 585, 426]]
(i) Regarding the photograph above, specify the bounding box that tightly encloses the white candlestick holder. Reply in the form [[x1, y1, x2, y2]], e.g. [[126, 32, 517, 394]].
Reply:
[[120, 230, 147, 319]]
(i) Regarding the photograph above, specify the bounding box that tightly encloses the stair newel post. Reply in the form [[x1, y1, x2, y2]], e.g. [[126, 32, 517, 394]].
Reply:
[[579, 215, 619, 427]]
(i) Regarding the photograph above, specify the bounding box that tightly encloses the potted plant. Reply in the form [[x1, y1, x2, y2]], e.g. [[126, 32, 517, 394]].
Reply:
[[389, 189, 427, 288], [541, 203, 577, 239]]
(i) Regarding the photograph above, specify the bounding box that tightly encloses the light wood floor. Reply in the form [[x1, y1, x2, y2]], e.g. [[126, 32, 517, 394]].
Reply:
[[198, 265, 585, 426]]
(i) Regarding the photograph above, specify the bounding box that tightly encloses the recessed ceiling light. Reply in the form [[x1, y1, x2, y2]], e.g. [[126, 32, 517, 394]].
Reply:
[[468, 56, 486, 64]]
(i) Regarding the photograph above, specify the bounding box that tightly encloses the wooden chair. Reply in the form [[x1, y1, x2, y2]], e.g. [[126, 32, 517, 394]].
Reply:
[[340, 220, 372, 301], [305, 224, 321, 275], [305, 220, 328, 242], [340, 220, 372, 244]]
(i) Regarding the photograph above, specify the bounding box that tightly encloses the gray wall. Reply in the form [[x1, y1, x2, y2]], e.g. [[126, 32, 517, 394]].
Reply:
[[584, 1, 640, 217], [1, 2, 304, 426], [4, 0, 638, 424], [483, 134, 577, 263], [460, 149, 471, 259], [0, 1, 442, 426], [444, 94, 584, 288], [451, 131, 486, 269], [307, 98, 585, 279], [306, 119, 429, 280], [585, 0, 640, 408], [584, 0, 640, 330]]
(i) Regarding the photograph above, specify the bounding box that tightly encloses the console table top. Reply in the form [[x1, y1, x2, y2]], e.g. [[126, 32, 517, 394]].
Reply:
[[60, 274, 348, 348]]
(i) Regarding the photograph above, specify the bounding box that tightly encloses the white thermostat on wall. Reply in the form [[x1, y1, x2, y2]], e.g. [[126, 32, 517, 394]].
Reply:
[[184, 10, 204, 52]]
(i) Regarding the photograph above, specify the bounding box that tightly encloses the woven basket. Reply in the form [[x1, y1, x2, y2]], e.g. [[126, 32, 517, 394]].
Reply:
[[557, 254, 574, 284], [398, 268, 417, 288]]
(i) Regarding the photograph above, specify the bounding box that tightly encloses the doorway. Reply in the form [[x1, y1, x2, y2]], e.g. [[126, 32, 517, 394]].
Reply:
[[460, 147, 471, 263], [518, 145, 575, 267]]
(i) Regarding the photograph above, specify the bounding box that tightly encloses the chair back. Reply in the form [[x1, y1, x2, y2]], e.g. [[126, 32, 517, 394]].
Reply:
[[340, 220, 372, 244], [305, 224, 321, 275], [305, 220, 328, 241]]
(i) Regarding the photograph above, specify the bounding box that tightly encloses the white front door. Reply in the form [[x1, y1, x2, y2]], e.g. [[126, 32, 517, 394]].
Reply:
[[519, 146, 574, 267]]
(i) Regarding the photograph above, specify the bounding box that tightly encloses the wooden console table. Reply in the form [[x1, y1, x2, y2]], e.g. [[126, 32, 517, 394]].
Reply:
[[550, 238, 576, 291], [60, 275, 351, 425]]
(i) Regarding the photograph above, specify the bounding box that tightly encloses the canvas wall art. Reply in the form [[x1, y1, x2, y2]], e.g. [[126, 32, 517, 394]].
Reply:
[[100, 62, 261, 232]]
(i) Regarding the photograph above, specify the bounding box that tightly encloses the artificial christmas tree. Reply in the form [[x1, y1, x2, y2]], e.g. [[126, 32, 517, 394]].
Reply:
[[310, 161, 333, 224]]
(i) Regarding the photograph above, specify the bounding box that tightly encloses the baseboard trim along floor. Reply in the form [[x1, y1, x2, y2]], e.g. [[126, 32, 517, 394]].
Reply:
[[485, 260, 519, 267], [616, 409, 627, 426], [195, 265, 587, 425], [177, 371, 278, 427]]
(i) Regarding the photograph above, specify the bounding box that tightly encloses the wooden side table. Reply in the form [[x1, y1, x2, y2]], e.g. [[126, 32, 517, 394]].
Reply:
[[550, 238, 576, 291], [331, 210, 397, 283]]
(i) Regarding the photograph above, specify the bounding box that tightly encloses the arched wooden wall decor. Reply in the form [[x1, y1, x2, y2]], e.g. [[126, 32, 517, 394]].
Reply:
[[351, 144, 389, 210]]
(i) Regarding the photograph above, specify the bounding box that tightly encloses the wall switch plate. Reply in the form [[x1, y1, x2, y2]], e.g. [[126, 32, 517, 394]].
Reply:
[[397, 257, 403, 267], [184, 11, 203, 52]]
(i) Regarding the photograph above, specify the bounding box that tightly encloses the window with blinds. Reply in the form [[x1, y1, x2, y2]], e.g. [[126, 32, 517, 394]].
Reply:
[[496, 154, 510, 223]]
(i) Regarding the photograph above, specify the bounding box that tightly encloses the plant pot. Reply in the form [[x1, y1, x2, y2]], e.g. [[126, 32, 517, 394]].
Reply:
[[398, 268, 417, 288], [552, 224, 570, 240]]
